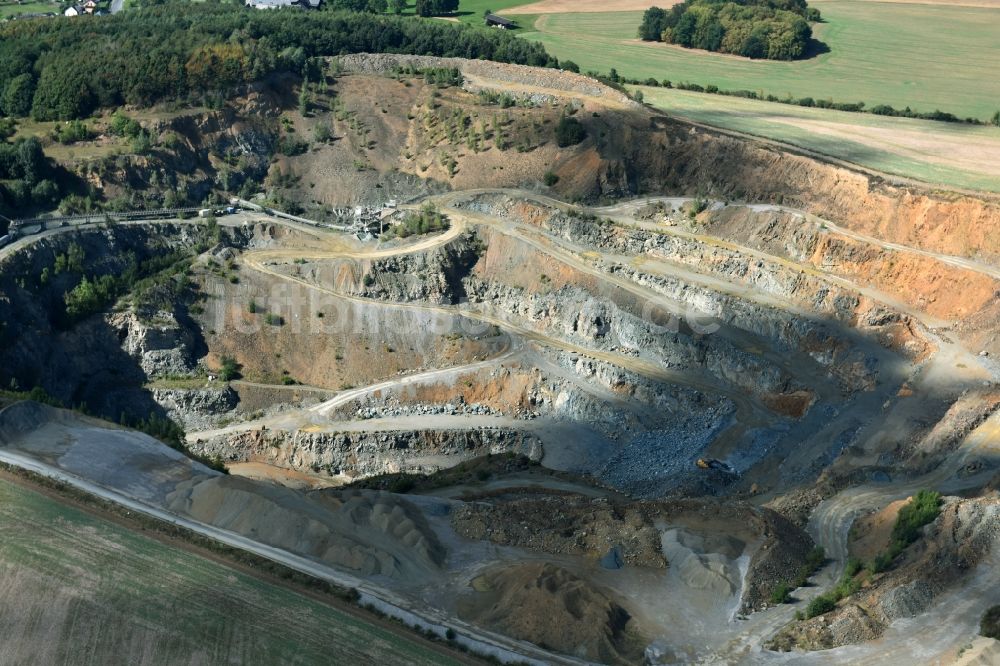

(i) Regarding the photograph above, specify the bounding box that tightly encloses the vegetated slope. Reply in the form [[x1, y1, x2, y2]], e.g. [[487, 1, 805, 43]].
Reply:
[[0, 224, 214, 424], [769, 490, 1000, 651], [268, 59, 1000, 266], [0, 4, 551, 122], [17, 56, 1000, 267]]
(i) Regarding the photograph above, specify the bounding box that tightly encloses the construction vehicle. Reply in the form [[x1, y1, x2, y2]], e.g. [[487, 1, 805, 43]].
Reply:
[[696, 458, 736, 474]]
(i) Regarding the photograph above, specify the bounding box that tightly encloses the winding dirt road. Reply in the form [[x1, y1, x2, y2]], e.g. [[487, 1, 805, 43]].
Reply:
[[5, 190, 999, 664]]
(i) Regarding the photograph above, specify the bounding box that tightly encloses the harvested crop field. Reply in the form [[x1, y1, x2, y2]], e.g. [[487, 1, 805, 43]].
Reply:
[[0, 476, 465, 666], [633, 86, 1000, 192]]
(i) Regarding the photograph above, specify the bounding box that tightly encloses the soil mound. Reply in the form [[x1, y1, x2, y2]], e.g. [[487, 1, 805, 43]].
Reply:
[[661, 528, 742, 596], [458, 562, 647, 665], [167, 477, 445, 579]]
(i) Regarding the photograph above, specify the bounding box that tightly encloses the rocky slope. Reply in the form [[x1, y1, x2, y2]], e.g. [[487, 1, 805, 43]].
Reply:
[[768, 493, 1000, 651], [189, 425, 543, 481]]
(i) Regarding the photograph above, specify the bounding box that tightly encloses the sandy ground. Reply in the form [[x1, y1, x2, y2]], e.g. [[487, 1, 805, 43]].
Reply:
[[849, 499, 906, 560], [228, 461, 343, 489], [506, 0, 675, 13]]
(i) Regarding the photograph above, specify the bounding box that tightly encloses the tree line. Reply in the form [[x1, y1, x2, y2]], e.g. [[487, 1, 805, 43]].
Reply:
[[0, 137, 68, 220], [638, 0, 819, 60], [0, 4, 554, 122]]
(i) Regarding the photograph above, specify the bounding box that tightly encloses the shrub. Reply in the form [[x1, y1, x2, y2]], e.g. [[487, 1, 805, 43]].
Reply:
[[868, 551, 893, 574], [277, 136, 309, 156], [314, 122, 332, 143], [388, 476, 416, 493], [543, 171, 559, 186], [805, 546, 826, 570], [218, 355, 241, 381], [891, 490, 942, 546], [981, 605, 1000, 640], [388, 202, 448, 239], [806, 594, 837, 618], [53, 119, 91, 144], [832, 574, 860, 600], [770, 582, 791, 605], [555, 115, 587, 147]]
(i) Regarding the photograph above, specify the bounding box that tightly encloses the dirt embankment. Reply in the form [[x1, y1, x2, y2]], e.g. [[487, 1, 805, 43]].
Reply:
[[619, 118, 1000, 266], [451, 493, 815, 612], [769, 493, 1000, 652], [457, 562, 648, 665], [167, 476, 446, 579]]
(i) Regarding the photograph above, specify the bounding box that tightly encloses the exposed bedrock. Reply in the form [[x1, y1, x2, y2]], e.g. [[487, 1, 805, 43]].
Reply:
[[0, 225, 210, 422], [189, 426, 543, 481], [151, 386, 239, 431], [347, 231, 834, 409]]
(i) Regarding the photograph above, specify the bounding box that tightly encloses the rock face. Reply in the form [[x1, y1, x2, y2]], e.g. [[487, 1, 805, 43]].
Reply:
[[358, 231, 482, 305], [110, 309, 198, 377], [190, 426, 543, 481], [151, 387, 238, 431], [0, 225, 209, 423]]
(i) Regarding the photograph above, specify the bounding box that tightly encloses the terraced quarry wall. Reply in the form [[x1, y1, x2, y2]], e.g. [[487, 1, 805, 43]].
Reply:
[[2, 57, 999, 666]]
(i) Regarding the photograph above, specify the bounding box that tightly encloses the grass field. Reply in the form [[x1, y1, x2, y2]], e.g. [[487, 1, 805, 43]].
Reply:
[[518, 0, 1000, 120], [0, 477, 465, 666], [0, 0, 60, 17], [454, 0, 530, 24], [635, 86, 1000, 192]]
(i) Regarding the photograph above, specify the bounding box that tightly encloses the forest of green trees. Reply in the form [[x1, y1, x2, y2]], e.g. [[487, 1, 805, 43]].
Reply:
[[0, 5, 554, 122], [0, 137, 67, 219], [638, 0, 818, 60]]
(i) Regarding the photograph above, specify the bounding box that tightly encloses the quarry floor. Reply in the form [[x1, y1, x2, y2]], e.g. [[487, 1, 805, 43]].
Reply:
[[2, 188, 999, 664]]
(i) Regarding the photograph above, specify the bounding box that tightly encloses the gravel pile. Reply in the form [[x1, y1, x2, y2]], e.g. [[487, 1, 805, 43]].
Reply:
[[599, 407, 733, 497], [335, 53, 638, 107]]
